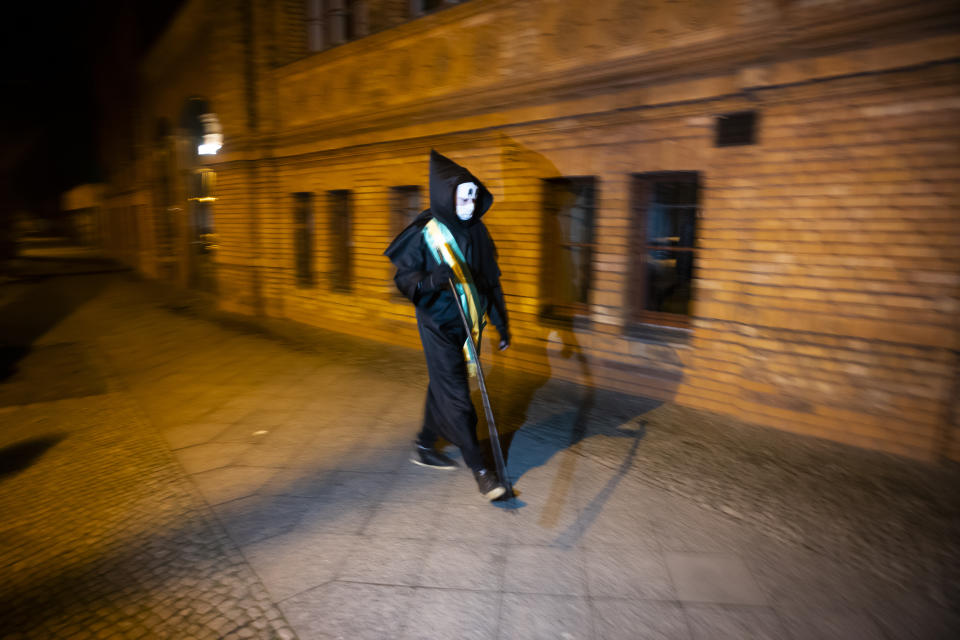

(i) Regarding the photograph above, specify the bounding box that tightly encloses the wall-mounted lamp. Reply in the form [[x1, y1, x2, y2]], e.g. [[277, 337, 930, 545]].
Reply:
[[198, 113, 223, 155]]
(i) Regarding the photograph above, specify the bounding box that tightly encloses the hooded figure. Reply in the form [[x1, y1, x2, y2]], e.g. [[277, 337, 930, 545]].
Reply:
[[384, 150, 509, 500]]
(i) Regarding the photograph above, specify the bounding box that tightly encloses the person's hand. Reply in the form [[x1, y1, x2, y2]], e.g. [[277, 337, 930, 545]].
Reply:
[[498, 329, 511, 351], [422, 264, 455, 292]]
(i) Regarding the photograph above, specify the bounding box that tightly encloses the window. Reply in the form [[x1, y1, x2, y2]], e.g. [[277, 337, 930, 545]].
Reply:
[[189, 168, 216, 202], [328, 190, 352, 292], [188, 169, 217, 256], [153, 153, 175, 260], [391, 186, 421, 235], [307, 0, 323, 50], [410, 0, 460, 17], [307, 0, 366, 51], [630, 173, 699, 328], [390, 186, 422, 299], [293, 193, 314, 287], [541, 177, 596, 320]]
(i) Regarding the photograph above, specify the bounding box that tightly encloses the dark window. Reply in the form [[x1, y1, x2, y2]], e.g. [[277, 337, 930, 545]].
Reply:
[[411, 0, 459, 17], [328, 190, 352, 292], [293, 192, 314, 287], [191, 203, 215, 255], [307, 0, 365, 51], [188, 169, 217, 256], [391, 185, 421, 236], [390, 186, 421, 299], [715, 110, 758, 147], [189, 168, 216, 201], [307, 0, 323, 50], [630, 173, 699, 328], [153, 152, 175, 260], [541, 177, 596, 320], [344, 0, 366, 40], [345, 0, 357, 40]]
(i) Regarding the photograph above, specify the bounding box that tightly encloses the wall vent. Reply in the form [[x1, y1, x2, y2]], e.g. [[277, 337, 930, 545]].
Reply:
[[715, 111, 758, 147]]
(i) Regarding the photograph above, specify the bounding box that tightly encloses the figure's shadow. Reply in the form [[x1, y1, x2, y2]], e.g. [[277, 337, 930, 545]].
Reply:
[[0, 274, 108, 383], [479, 320, 655, 512], [481, 321, 595, 477], [473, 134, 672, 517], [0, 434, 66, 479], [475, 133, 598, 485]]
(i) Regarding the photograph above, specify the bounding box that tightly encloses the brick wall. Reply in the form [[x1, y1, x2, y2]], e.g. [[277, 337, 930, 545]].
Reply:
[[678, 64, 960, 460], [238, 63, 959, 462], [116, 0, 960, 461]]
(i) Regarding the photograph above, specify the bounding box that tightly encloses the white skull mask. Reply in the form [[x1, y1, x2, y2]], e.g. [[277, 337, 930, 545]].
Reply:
[[456, 182, 478, 221]]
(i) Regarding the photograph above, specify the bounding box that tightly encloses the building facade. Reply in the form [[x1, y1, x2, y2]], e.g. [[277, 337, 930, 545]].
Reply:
[[61, 184, 105, 248], [101, 0, 960, 461]]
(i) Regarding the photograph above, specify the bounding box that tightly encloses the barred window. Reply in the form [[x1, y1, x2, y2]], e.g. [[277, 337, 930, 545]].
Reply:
[[630, 173, 699, 328]]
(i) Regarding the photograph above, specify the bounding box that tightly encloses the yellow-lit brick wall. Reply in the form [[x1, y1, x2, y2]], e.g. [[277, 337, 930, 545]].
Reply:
[[239, 64, 960, 461], [679, 64, 960, 460], [115, 0, 960, 462]]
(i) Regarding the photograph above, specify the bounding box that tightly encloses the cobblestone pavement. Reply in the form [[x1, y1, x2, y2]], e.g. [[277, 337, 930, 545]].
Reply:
[[1, 247, 958, 639], [1, 277, 296, 638]]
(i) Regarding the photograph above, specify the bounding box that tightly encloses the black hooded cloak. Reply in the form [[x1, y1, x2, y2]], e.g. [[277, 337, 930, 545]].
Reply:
[[384, 150, 509, 470]]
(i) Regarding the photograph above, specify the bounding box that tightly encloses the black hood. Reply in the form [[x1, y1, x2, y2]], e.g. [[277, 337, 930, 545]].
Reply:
[[428, 150, 494, 230]]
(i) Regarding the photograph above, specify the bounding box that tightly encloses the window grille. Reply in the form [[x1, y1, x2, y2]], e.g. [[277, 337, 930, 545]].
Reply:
[[629, 172, 699, 328]]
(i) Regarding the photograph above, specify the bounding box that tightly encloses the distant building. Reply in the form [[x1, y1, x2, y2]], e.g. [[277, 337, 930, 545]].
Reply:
[[61, 184, 104, 248], [99, 0, 960, 461]]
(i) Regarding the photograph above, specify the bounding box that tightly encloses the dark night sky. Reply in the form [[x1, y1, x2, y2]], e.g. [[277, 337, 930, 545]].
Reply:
[[0, 1, 182, 215]]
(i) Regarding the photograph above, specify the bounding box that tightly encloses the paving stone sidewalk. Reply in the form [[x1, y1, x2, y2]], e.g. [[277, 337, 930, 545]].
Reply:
[[1, 260, 958, 639]]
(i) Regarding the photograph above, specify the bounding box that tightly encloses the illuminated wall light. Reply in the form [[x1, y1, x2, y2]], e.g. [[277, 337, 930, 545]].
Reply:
[[198, 140, 222, 155], [198, 113, 223, 155]]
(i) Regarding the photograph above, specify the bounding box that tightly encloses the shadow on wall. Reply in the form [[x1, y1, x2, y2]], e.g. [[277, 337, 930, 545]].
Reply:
[[478, 134, 682, 519], [369, 135, 683, 522]]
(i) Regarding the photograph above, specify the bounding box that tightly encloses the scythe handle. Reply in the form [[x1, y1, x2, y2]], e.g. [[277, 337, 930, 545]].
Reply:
[[448, 279, 512, 497]]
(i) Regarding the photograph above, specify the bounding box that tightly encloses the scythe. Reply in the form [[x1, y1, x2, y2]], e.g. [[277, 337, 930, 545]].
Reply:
[[448, 280, 513, 499]]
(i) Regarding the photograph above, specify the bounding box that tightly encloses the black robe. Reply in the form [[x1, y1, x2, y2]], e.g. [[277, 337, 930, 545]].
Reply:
[[384, 150, 508, 470]]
